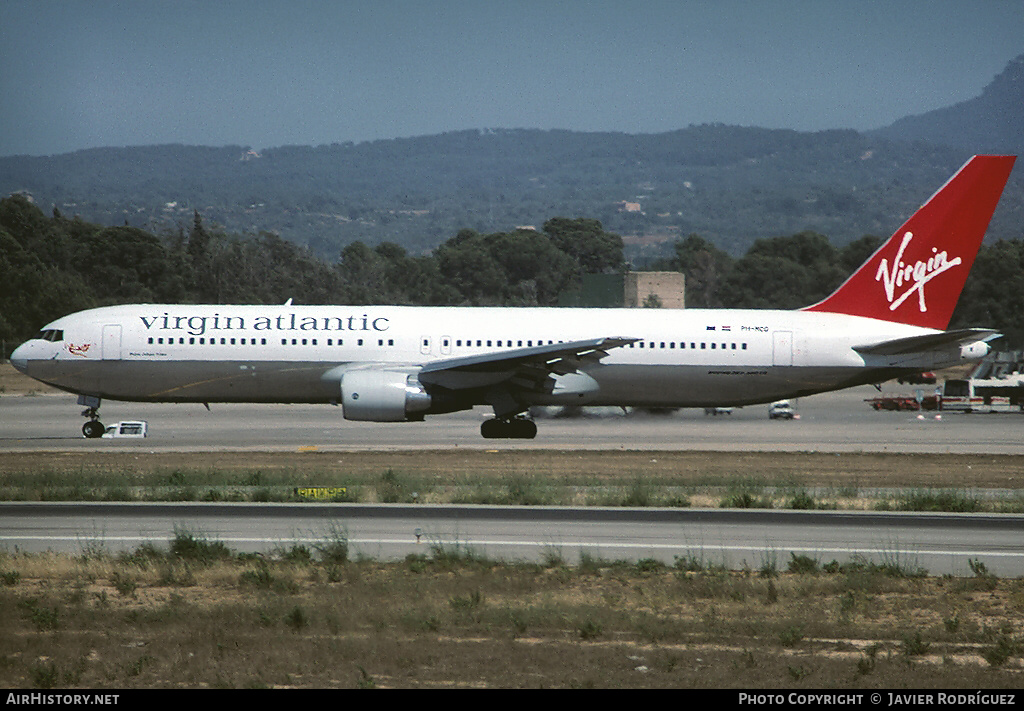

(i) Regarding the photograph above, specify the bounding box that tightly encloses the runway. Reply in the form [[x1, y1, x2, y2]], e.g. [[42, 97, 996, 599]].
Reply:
[[2, 501, 1023, 577], [3, 386, 1022, 575], [1, 385, 1022, 453]]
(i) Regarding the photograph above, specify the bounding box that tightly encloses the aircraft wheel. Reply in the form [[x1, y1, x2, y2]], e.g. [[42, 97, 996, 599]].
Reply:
[[480, 418, 537, 439], [481, 419, 503, 439], [513, 418, 537, 439], [83, 420, 105, 438]]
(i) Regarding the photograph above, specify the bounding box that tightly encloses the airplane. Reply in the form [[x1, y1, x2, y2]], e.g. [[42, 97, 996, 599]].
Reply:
[[9, 155, 1016, 440]]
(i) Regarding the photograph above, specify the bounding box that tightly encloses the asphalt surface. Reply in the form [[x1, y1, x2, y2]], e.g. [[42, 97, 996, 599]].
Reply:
[[1, 385, 1022, 453], [3, 386, 1023, 574], [2, 502, 1023, 577]]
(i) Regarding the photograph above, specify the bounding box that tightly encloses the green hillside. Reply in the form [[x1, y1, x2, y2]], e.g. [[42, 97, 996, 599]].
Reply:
[[2, 128, 1020, 266]]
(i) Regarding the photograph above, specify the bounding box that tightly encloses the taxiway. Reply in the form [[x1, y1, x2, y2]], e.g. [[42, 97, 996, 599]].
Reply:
[[1, 385, 1022, 454]]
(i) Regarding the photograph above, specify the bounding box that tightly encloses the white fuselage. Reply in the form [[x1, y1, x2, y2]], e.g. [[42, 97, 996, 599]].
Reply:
[[12, 303, 965, 410]]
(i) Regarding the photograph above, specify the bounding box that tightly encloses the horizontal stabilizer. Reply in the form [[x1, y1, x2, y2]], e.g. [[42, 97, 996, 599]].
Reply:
[[853, 328, 1000, 356]]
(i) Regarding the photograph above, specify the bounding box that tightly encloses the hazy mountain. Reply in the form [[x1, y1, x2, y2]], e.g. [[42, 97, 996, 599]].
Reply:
[[871, 54, 1024, 155], [1, 60, 1021, 263]]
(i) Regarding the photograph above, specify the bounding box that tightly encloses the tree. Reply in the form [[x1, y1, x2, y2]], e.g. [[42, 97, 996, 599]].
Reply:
[[336, 241, 388, 304], [952, 239, 1024, 348], [0, 229, 94, 347], [186, 210, 210, 264], [722, 231, 845, 309], [669, 234, 733, 308], [433, 230, 508, 305], [542, 217, 624, 274], [485, 229, 578, 305], [839, 235, 883, 272]]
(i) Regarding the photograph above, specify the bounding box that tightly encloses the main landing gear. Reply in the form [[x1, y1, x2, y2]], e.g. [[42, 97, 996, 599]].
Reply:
[[480, 416, 537, 439], [79, 395, 104, 438]]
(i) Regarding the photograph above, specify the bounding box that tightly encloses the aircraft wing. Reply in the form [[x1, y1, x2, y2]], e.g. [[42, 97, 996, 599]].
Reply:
[[418, 337, 637, 390], [853, 328, 1001, 356]]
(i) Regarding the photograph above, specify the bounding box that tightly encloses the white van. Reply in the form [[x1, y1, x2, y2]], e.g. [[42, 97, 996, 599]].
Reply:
[[768, 401, 796, 420], [101, 421, 148, 438]]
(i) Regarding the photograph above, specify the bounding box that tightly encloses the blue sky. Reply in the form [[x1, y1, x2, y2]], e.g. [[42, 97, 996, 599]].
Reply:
[[1, 0, 1022, 157]]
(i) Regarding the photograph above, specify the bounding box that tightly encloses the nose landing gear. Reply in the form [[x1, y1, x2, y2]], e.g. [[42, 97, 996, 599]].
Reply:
[[82, 418, 105, 438], [78, 395, 104, 438]]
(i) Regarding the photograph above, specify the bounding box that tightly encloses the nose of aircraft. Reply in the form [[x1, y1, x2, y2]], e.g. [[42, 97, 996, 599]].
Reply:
[[10, 342, 29, 373]]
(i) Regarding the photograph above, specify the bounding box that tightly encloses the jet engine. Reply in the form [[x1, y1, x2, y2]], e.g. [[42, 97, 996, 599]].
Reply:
[[960, 341, 991, 360], [340, 369, 432, 421]]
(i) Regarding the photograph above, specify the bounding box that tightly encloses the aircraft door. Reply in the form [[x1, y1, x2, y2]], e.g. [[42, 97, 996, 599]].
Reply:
[[772, 331, 793, 366], [441, 336, 452, 355], [419, 336, 432, 355], [102, 325, 122, 360]]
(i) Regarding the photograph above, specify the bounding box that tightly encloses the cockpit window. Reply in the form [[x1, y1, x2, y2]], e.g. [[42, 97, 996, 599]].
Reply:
[[34, 329, 64, 342]]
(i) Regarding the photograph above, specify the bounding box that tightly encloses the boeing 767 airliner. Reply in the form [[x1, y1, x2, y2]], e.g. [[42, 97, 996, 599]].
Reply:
[[10, 155, 1017, 439]]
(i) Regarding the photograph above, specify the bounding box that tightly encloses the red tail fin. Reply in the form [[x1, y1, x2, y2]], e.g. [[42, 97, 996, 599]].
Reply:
[[804, 155, 1015, 330]]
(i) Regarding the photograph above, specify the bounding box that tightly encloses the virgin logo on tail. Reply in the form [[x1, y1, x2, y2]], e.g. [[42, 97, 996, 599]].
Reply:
[[805, 155, 1015, 331], [875, 232, 961, 314]]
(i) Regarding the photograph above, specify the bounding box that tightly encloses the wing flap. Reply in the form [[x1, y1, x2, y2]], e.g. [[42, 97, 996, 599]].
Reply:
[[418, 337, 636, 390]]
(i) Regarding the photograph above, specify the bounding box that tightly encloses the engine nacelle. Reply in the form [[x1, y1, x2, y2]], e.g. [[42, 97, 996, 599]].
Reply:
[[548, 372, 600, 401], [960, 340, 991, 361], [341, 369, 432, 421]]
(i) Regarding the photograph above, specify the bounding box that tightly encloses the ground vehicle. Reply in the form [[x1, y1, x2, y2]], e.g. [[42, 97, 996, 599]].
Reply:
[[866, 393, 940, 411], [99, 421, 148, 438], [704, 407, 734, 416], [768, 401, 796, 419], [941, 376, 1024, 412], [941, 351, 1024, 413]]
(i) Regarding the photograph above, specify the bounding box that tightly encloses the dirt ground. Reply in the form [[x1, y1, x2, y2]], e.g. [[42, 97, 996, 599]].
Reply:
[[3, 448, 1022, 493]]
